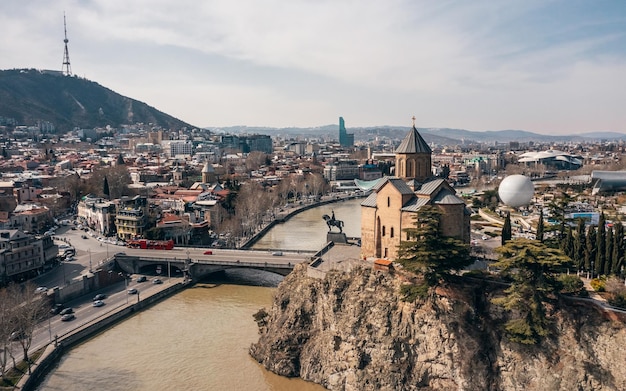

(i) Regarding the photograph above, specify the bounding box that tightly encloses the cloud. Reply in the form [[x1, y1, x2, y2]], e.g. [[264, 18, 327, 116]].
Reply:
[[0, 0, 625, 132]]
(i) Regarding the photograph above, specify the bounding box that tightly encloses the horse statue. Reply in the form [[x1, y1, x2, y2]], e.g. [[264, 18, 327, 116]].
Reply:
[[322, 214, 344, 233]]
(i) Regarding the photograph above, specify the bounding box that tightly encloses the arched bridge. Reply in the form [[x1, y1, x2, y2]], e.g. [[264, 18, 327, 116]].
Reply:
[[113, 248, 313, 280]]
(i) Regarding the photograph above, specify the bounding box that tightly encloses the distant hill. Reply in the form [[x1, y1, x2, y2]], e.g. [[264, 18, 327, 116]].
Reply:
[[216, 124, 626, 144], [0, 69, 193, 132]]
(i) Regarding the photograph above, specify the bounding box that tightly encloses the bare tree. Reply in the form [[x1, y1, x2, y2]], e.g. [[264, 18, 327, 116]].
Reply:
[[10, 283, 48, 373]]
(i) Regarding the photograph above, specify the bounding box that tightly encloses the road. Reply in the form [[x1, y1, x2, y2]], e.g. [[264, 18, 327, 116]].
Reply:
[[12, 275, 184, 361]]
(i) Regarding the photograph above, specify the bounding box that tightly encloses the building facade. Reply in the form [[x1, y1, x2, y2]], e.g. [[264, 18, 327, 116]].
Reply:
[[361, 125, 470, 260]]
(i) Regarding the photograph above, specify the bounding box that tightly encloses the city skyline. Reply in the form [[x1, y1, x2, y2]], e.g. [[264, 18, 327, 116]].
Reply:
[[1, 1, 625, 134]]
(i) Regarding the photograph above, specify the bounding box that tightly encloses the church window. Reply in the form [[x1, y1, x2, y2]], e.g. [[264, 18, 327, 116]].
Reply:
[[382, 226, 386, 236], [387, 197, 390, 207], [384, 248, 388, 258], [390, 227, 394, 238]]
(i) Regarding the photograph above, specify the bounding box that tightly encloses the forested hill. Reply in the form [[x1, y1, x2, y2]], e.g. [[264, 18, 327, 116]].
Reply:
[[0, 68, 193, 132]]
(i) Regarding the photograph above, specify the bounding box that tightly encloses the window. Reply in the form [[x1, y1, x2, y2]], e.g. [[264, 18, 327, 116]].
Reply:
[[382, 226, 386, 236], [390, 227, 394, 238], [387, 197, 390, 207]]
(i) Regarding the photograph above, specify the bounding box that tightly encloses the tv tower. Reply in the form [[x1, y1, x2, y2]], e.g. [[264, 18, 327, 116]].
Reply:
[[62, 12, 72, 76]]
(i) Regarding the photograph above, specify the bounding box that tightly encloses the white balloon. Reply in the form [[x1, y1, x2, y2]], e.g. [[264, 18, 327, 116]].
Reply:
[[498, 175, 534, 207]]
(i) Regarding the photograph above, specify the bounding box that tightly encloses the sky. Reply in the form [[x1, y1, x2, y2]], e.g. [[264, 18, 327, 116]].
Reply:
[[1, 1, 625, 134]]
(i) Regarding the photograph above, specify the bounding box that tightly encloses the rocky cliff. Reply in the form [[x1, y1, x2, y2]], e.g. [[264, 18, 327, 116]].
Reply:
[[250, 264, 626, 391]]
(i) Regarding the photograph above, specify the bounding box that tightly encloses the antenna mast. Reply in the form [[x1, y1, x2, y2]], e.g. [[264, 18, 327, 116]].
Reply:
[[62, 12, 72, 76]]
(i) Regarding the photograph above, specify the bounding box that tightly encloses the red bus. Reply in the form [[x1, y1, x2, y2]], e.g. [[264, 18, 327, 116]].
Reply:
[[126, 239, 174, 250]]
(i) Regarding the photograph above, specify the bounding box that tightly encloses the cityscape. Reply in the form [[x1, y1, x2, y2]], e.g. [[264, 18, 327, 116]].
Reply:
[[1, 1, 626, 389]]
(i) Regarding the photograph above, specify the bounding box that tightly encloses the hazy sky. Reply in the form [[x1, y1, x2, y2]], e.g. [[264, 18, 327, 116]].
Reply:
[[1, 1, 625, 134]]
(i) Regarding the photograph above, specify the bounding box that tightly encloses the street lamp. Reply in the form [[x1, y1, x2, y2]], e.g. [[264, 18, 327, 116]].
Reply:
[[119, 272, 128, 304]]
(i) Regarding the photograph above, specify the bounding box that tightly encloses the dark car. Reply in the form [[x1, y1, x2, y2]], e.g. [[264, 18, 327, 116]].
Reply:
[[50, 304, 65, 315], [61, 313, 75, 321], [136, 276, 147, 282], [81, 235, 88, 239], [203, 250, 213, 255], [10, 331, 26, 341], [59, 308, 74, 315], [93, 293, 106, 301]]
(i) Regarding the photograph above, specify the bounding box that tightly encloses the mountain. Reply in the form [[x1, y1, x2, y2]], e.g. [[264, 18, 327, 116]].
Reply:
[[216, 125, 626, 144], [0, 68, 193, 132]]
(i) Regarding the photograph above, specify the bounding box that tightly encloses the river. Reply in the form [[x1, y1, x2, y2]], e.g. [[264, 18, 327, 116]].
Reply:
[[37, 198, 363, 391], [253, 198, 363, 251]]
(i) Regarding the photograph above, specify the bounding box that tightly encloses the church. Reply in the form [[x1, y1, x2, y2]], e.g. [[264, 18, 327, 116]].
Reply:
[[360, 124, 471, 260]]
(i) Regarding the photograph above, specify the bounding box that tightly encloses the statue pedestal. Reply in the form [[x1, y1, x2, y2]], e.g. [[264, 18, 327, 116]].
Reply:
[[327, 232, 347, 244]]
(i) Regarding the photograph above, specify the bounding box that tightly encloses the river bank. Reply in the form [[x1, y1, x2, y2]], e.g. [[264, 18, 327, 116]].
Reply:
[[17, 280, 189, 391]]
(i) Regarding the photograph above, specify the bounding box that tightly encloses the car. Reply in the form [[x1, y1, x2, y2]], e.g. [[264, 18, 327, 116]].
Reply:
[[127, 288, 138, 294], [65, 255, 76, 261], [136, 276, 147, 283], [61, 313, 75, 321], [203, 250, 213, 255], [482, 235, 489, 240], [35, 286, 48, 294], [93, 293, 106, 301], [272, 251, 283, 256], [59, 308, 74, 315], [10, 331, 26, 341], [71, 226, 77, 230], [92, 300, 105, 307], [50, 303, 65, 315], [81, 235, 88, 239], [152, 278, 163, 285]]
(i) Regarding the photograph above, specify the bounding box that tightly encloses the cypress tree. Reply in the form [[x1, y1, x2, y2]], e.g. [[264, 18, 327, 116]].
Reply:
[[613, 222, 625, 275], [605, 226, 613, 275], [574, 218, 586, 271], [585, 226, 596, 273], [562, 228, 574, 260], [501, 212, 512, 245], [596, 213, 606, 277], [103, 176, 110, 198], [536, 209, 544, 243]]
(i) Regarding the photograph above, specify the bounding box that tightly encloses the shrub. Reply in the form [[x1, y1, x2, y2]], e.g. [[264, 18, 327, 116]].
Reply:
[[559, 274, 585, 296], [590, 278, 606, 292], [400, 283, 429, 303], [608, 292, 626, 309]]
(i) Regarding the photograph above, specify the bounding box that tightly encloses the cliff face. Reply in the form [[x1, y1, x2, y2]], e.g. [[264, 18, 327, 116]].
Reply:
[[250, 264, 626, 391]]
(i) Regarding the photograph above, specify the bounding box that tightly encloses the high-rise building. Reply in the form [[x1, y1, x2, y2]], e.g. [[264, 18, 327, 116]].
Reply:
[[338, 117, 354, 147]]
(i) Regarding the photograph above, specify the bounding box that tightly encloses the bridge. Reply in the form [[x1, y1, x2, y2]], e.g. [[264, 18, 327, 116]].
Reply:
[[113, 247, 315, 280]]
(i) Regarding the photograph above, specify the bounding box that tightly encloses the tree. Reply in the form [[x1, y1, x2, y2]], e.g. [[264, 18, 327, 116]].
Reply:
[[116, 153, 125, 165], [536, 209, 544, 243], [501, 212, 512, 245], [397, 206, 472, 286], [605, 226, 614, 276], [492, 238, 571, 344], [613, 222, 624, 275], [596, 213, 606, 277], [573, 218, 586, 271], [585, 225, 596, 272], [103, 176, 110, 198]]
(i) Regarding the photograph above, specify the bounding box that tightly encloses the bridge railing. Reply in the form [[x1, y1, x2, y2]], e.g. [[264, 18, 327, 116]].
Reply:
[[115, 254, 295, 269]]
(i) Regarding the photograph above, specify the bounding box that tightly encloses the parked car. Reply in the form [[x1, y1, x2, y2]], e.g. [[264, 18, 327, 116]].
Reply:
[[203, 250, 213, 255], [127, 288, 138, 294], [92, 300, 105, 307], [59, 308, 74, 315], [61, 313, 75, 321], [136, 276, 147, 282], [152, 278, 163, 285], [81, 235, 88, 239], [93, 293, 106, 301]]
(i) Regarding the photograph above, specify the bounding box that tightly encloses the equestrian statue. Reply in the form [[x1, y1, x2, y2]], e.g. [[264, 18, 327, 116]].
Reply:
[[322, 210, 344, 233]]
